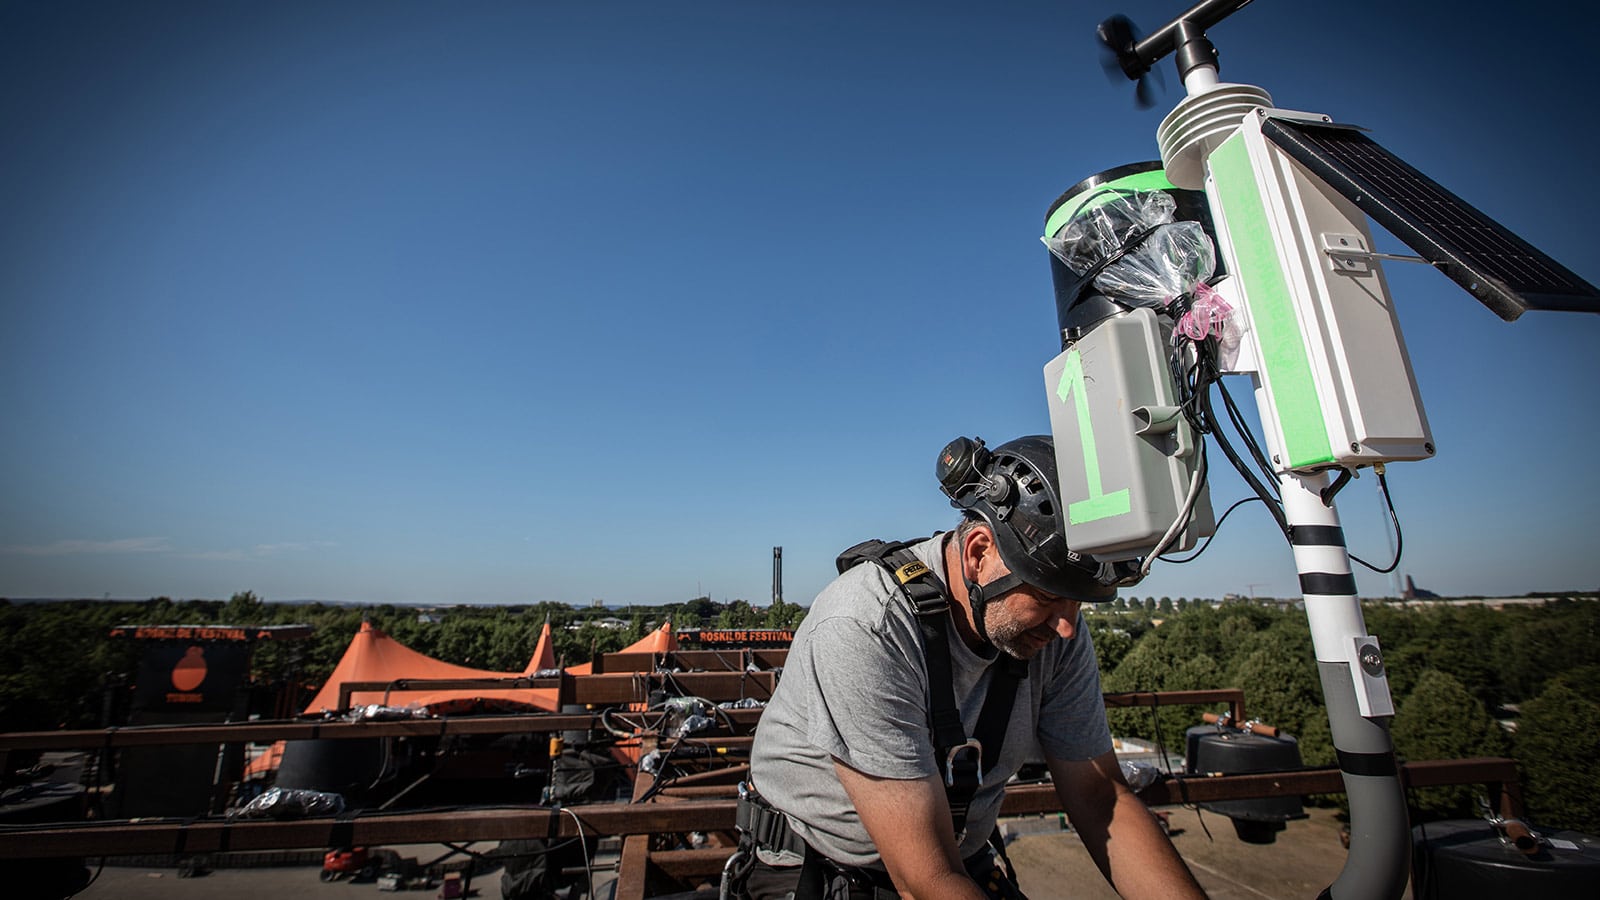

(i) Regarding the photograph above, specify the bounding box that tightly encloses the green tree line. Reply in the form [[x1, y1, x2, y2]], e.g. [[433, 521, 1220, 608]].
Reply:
[[1087, 597, 1599, 832], [0, 592, 805, 731]]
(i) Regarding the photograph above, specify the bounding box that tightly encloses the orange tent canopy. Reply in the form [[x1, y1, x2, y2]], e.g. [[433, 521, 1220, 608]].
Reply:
[[564, 621, 677, 675], [301, 620, 562, 715], [243, 620, 674, 778], [299, 619, 675, 713], [522, 621, 558, 675], [245, 621, 561, 778]]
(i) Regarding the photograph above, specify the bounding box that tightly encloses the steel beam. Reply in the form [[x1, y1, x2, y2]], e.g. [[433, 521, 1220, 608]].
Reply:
[[0, 709, 766, 753], [334, 672, 779, 710], [594, 649, 788, 673], [1102, 689, 1247, 725]]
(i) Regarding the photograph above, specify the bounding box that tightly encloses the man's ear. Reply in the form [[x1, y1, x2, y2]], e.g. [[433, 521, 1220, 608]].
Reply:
[[961, 524, 999, 578]]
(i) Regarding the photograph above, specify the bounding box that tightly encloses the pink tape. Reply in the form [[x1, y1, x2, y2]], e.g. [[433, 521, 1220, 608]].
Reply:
[[1174, 282, 1231, 342]]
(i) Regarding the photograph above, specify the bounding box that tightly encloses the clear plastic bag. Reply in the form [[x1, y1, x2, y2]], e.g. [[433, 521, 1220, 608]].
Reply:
[[1041, 190, 1216, 309], [1119, 760, 1165, 792], [674, 714, 715, 737], [1096, 220, 1215, 306], [1045, 191, 1177, 274], [639, 749, 664, 775], [345, 703, 429, 722], [230, 786, 346, 819]]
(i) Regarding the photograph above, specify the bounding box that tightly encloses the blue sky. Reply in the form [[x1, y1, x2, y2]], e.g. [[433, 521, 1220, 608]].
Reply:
[[3, 0, 1596, 607]]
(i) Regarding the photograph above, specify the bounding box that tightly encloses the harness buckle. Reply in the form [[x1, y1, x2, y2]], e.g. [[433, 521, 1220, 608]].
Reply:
[[734, 783, 809, 859], [944, 738, 983, 787]]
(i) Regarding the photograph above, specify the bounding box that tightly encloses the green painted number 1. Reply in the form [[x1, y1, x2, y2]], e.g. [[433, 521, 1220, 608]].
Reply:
[[1057, 349, 1131, 525]]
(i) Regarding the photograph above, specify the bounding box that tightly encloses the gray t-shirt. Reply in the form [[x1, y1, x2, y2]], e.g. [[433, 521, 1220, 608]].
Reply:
[[748, 534, 1113, 867]]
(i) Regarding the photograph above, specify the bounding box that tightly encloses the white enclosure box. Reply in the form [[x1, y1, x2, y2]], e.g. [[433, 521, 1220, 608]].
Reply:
[[1204, 109, 1434, 473]]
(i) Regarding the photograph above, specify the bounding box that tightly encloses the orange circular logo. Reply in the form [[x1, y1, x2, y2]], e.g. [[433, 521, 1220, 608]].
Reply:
[[171, 646, 207, 692]]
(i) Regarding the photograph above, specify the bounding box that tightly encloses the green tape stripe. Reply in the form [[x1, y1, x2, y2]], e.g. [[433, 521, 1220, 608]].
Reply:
[[1056, 348, 1131, 524], [1208, 135, 1333, 469], [1044, 169, 1177, 239]]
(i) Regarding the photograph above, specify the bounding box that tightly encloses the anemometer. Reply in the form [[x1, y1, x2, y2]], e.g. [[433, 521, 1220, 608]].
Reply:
[[1042, 1, 1600, 897]]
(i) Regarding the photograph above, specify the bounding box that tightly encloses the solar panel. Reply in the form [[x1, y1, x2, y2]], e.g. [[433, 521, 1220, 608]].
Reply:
[[1260, 117, 1600, 321]]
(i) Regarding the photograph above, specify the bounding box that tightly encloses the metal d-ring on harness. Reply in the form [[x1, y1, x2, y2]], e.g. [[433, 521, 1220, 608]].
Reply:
[[724, 538, 1028, 899]]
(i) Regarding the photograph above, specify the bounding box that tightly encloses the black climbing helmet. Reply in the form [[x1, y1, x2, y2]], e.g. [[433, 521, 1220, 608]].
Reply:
[[936, 434, 1117, 603]]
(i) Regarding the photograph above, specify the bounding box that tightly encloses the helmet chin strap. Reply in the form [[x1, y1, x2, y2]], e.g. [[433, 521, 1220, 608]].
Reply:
[[960, 548, 1025, 646]]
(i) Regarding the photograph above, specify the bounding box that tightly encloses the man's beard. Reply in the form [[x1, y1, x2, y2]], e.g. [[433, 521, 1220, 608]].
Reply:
[[985, 609, 1052, 660]]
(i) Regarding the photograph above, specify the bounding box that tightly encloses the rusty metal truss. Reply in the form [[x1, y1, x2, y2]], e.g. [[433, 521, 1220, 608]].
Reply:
[[0, 677, 1526, 900], [0, 758, 1523, 900]]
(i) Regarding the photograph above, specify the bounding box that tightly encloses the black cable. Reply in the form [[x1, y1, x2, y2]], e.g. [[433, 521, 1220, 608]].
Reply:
[[1193, 344, 1405, 575], [1408, 781, 1435, 900], [599, 707, 638, 739], [1349, 467, 1404, 574], [1319, 468, 1355, 505], [65, 856, 106, 898], [632, 739, 680, 805], [1148, 693, 1172, 778], [1143, 692, 1215, 841], [1216, 377, 1278, 493], [659, 670, 688, 698], [1170, 332, 1217, 437], [1202, 379, 1289, 539], [711, 702, 739, 734], [1159, 496, 1264, 564]]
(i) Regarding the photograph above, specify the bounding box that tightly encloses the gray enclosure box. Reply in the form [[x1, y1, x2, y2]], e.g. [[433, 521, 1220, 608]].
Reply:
[[1043, 307, 1214, 560]]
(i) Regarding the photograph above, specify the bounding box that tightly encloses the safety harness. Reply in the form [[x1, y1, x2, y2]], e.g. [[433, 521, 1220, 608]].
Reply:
[[723, 537, 1028, 900], [833, 537, 1029, 839]]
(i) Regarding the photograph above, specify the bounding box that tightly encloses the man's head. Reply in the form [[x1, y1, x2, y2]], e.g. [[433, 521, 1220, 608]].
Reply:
[[948, 518, 1086, 659], [937, 434, 1115, 652]]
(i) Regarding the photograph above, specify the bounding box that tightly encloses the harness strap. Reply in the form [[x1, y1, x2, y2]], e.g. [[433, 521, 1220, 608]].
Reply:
[[836, 537, 1028, 840], [795, 842, 829, 899], [976, 657, 1028, 776], [917, 608, 980, 833]]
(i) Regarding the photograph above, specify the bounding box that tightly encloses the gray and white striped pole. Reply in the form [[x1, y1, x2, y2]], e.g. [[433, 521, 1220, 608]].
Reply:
[[1277, 464, 1410, 900]]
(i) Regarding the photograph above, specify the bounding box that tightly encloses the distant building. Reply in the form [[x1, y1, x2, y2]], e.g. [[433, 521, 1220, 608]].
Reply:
[[1402, 575, 1438, 600]]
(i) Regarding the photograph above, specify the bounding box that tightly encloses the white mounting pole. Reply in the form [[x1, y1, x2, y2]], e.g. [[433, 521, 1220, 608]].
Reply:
[[1274, 469, 1411, 899]]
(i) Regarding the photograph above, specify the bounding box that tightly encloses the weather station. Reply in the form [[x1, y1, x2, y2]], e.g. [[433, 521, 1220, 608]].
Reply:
[[1042, 1, 1600, 897]]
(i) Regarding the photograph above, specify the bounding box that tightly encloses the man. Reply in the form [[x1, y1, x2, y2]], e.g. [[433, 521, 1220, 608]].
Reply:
[[743, 435, 1206, 899]]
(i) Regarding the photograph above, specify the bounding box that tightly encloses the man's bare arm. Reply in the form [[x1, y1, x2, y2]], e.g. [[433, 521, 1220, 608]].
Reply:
[[1048, 750, 1208, 899], [832, 759, 988, 900]]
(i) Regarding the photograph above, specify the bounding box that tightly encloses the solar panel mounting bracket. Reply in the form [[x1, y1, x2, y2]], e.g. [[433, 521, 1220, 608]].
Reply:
[[1319, 233, 1428, 276]]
